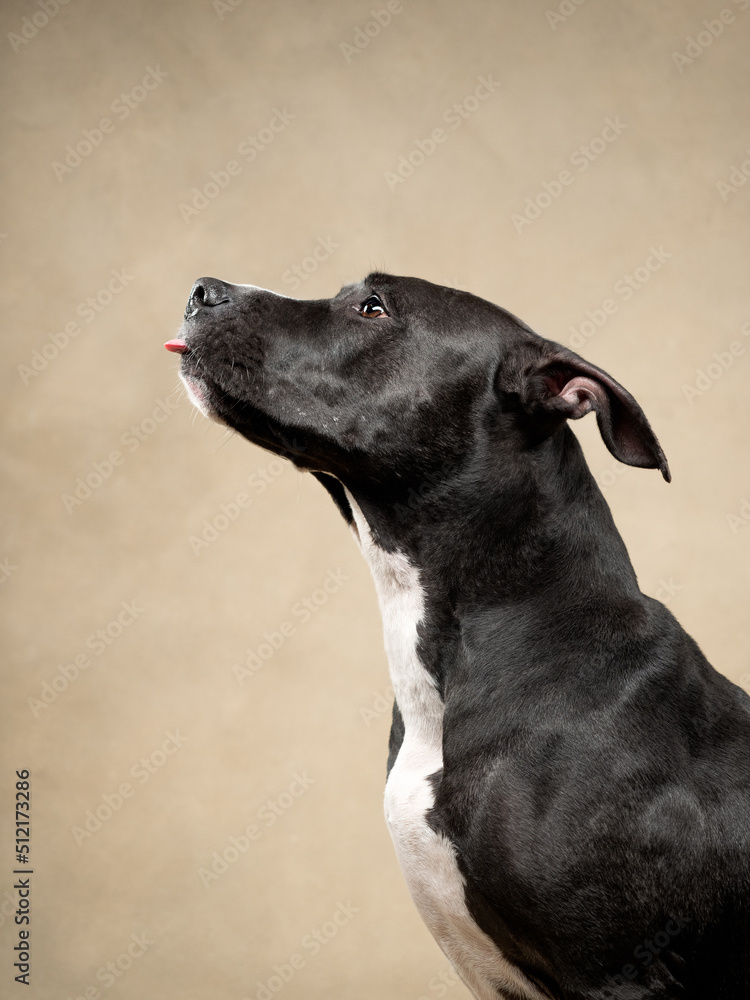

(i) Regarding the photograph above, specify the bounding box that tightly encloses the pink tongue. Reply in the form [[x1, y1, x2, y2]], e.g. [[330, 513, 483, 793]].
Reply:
[[164, 338, 188, 354]]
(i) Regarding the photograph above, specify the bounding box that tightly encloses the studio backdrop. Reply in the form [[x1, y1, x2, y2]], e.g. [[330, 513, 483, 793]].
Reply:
[[1, 1, 748, 997]]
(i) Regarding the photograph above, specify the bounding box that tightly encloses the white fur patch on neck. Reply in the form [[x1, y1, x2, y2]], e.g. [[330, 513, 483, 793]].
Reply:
[[344, 489, 548, 1000]]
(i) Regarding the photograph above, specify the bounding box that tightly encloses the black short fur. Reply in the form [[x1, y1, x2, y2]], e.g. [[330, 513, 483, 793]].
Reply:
[[177, 272, 750, 999]]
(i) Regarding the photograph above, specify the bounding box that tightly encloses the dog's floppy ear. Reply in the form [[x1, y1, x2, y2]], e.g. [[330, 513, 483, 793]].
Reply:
[[518, 346, 671, 482]]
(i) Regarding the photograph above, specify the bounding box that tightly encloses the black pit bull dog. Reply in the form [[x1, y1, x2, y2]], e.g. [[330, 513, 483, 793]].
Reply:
[[166, 274, 750, 999]]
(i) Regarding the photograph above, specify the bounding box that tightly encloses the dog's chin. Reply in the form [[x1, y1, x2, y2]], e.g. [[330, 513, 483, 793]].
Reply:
[[180, 373, 226, 426]]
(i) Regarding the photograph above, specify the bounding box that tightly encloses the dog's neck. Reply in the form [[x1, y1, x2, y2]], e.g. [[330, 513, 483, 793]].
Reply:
[[343, 427, 645, 692], [350, 427, 638, 599]]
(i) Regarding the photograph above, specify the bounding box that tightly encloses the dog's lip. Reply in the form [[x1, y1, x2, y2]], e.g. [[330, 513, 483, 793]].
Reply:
[[164, 338, 189, 354]]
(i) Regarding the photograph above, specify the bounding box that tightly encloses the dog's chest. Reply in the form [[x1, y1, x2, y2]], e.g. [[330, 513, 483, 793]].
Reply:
[[345, 494, 547, 1000]]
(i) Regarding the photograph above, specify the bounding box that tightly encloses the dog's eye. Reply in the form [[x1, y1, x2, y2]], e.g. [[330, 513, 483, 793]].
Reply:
[[358, 294, 387, 318]]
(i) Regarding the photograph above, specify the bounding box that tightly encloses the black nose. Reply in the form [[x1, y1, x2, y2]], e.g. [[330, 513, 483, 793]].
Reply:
[[186, 276, 231, 317]]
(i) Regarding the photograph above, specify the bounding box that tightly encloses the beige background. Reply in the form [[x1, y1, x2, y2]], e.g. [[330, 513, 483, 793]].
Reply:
[[1, 0, 749, 997]]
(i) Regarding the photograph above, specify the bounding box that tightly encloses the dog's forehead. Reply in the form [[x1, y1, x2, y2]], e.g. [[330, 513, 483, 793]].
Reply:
[[332, 273, 541, 346], [330, 272, 410, 302], [317, 274, 544, 370], [331, 272, 498, 318]]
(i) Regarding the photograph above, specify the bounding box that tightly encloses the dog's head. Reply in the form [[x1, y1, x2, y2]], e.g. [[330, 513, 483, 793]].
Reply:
[[167, 273, 669, 516]]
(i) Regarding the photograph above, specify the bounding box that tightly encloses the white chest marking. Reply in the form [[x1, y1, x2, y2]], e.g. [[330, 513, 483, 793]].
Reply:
[[344, 491, 547, 1000]]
